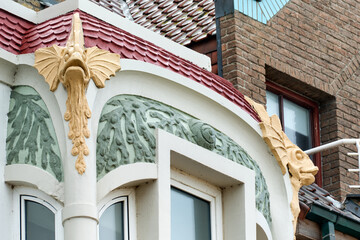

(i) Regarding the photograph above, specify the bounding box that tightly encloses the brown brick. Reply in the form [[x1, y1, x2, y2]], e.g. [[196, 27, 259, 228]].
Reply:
[[218, 0, 360, 199]]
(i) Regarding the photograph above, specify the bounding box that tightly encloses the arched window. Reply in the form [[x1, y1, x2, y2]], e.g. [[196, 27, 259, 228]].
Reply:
[[99, 197, 127, 240], [13, 187, 63, 240], [21, 196, 56, 240], [97, 189, 136, 240]]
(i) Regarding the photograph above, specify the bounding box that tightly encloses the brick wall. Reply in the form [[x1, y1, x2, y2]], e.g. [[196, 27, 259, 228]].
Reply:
[[188, 35, 218, 75], [220, 0, 360, 201]]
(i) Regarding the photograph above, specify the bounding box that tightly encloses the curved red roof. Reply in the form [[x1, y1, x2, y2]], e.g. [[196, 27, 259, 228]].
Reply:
[[0, 9, 260, 122]]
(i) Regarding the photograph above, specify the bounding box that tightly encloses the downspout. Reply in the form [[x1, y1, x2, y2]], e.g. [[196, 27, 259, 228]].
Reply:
[[215, 17, 223, 77], [214, 0, 235, 77], [299, 202, 336, 239], [321, 221, 335, 240]]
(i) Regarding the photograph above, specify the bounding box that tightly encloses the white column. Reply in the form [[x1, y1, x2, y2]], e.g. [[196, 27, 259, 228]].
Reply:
[[0, 82, 13, 240], [62, 84, 99, 240], [62, 143, 98, 240]]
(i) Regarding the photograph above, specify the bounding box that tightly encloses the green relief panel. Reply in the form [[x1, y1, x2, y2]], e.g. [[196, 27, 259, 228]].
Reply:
[[6, 86, 63, 182], [97, 95, 271, 223]]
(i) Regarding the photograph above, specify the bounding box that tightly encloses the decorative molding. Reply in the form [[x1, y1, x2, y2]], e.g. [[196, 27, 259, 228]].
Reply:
[[245, 96, 318, 239], [34, 13, 121, 174], [97, 94, 271, 223], [6, 86, 63, 182]]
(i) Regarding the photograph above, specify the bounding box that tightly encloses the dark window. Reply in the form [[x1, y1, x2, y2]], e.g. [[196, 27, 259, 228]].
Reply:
[[267, 91, 312, 150], [266, 81, 322, 185], [25, 200, 55, 240]]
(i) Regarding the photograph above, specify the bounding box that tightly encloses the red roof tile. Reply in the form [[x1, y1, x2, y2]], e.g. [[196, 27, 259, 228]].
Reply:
[[89, 0, 216, 46], [0, 9, 260, 122], [0, 9, 33, 54]]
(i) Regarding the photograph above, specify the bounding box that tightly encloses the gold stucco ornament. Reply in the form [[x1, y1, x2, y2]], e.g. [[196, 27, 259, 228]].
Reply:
[[245, 96, 318, 240], [34, 13, 121, 175]]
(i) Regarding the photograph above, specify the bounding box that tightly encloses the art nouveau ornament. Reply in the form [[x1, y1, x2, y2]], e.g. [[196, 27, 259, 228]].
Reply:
[[245, 96, 318, 240], [34, 13, 121, 174]]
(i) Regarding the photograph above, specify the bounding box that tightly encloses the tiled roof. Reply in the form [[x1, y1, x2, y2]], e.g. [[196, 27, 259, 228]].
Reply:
[[299, 183, 360, 222], [0, 9, 260, 122], [0, 9, 33, 53], [89, 0, 216, 45]]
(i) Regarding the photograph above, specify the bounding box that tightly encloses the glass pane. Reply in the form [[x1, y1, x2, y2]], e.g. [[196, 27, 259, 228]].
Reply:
[[283, 99, 312, 150], [25, 200, 55, 240], [266, 91, 280, 117], [99, 202, 124, 240], [171, 187, 211, 240]]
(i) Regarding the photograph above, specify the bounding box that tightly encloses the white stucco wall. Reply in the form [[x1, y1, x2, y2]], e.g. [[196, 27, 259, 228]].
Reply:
[[1, 55, 293, 239], [0, 81, 13, 240], [90, 59, 294, 239]]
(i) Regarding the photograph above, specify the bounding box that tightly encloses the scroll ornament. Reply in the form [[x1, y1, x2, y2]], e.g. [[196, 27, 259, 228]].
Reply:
[[245, 96, 318, 240], [34, 13, 121, 174]]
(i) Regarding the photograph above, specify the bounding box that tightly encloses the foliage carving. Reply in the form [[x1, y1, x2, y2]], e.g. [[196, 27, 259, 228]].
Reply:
[[97, 95, 271, 223], [6, 86, 63, 181]]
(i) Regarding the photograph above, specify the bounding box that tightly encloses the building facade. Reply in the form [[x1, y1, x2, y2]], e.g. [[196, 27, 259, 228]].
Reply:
[[1, 0, 360, 240]]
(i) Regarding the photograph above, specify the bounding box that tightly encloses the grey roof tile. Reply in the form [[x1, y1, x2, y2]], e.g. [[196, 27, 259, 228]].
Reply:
[[90, 0, 216, 45]]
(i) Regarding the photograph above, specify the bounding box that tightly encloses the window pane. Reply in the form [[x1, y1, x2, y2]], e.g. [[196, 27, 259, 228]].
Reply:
[[283, 99, 312, 150], [171, 187, 211, 240], [25, 200, 55, 240], [99, 202, 124, 240], [266, 91, 280, 117]]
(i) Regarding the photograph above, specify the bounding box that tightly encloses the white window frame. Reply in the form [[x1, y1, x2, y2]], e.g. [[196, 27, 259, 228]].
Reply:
[[171, 169, 223, 240], [136, 129, 258, 240], [97, 188, 136, 240], [13, 186, 63, 240]]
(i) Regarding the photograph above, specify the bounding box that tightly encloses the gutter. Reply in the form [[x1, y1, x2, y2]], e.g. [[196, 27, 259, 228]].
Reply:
[[305, 203, 360, 239]]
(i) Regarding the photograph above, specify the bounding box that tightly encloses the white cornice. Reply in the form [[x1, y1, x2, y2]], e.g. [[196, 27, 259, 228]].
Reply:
[[0, 0, 211, 71]]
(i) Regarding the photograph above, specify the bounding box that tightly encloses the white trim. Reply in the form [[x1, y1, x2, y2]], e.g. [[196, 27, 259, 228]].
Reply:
[[0, 0, 211, 71], [256, 210, 272, 240], [96, 162, 157, 202], [97, 188, 137, 240], [0, 48, 34, 67], [13, 186, 63, 240], [0, 57, 17, 86], [5, 164, 64, 203], [135, 129, 257, 240]]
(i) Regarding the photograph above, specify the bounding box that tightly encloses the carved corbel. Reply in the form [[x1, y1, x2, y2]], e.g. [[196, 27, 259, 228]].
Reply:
[[34, 13, 121, 174], [245, 96, 318, 240]]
